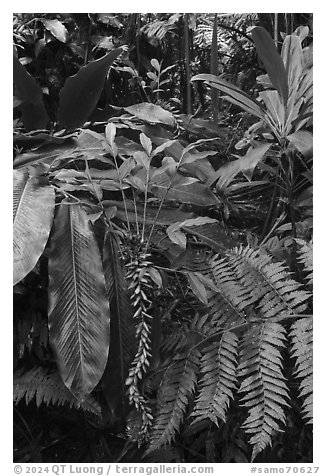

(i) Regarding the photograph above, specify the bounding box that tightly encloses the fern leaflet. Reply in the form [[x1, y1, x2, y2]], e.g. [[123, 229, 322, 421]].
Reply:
[[146, 349, 201, 453], [296, 239, 313, 286], [191, 330, 238, 426], [289, 316, 313, 424], [238, 321, 289, 462], [204, 254, 252, 328], [14, 367, 101, 416]]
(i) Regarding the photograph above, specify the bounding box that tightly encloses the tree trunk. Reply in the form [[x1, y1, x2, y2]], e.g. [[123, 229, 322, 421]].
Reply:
[[210, 13, 220, 124], [184, 13, 192, 115], [274, 13, 279, 50]]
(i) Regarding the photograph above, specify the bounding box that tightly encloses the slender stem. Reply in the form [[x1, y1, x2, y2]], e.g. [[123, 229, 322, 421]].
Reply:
[[84, 15, 93, 65], [148, 313, 312, 381], [141, 165, 151, 243], [187, 313, 312, 357], [131, 188, 140, 237], [136, 14, 141, 73], [51, 183, 80, 203], [260, 165, 280, 240], [284, 153, 299, 279], [113, 153, 131, 233], [145, 153, 187, 252], [210, 13, 220, 124], [260, 211, 286, 247]]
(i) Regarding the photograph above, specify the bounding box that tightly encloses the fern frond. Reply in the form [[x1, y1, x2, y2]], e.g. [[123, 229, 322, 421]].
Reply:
[[289, 317, 313, 424], [13, 367, 101, 416], [238, 321, 289, 462], [296, 239, 313, 286], [160, 326, 187, 355], [147, 349, 201, 453], [226, 246, 311, 318], [191, 331, 238, 426], [205, 255, 252, 328]]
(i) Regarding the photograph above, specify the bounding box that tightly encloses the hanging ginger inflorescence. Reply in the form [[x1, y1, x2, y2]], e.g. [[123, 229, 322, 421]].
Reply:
[[122, 235, 156, 438]]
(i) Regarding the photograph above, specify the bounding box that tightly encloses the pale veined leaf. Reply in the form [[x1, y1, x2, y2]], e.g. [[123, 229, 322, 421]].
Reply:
[[13, 170, 55, 285], [151, 58, 161, 72], [167, 216, 218, 249], [124, 103, 175, 127], [185, 271, 208, 304], [166, 226, 187, 248], [41, 19, 69, 43], [105, 122, 117, 148], [48, 202, 110, 399], [140, 132, 152, 156]]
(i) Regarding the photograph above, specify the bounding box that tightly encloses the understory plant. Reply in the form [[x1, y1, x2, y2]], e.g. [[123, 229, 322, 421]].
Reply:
[[192, 25, 313, 258], [13, 22, 312, 463]]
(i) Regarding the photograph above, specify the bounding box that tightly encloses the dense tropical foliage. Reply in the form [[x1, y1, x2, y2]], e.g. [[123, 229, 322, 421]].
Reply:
[[13, 13, 313, 464]]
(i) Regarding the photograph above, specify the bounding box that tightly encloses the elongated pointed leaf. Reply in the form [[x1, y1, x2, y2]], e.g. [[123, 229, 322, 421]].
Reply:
[[13, 55, 49, 130], [48, 202, 110, 398], [281, 34, 303, 99], [192, 73, 266, 120], [151, 177, 218, 207], [287, 131, 313, 158], [58, 48, 123, 130], [249, 26, 288, 105], [259, 90, 286, 134], [207, 143, 271, 189], [13, 171, 55, 285], [101, 232, 136, 416], [185, 271, 208, 304]]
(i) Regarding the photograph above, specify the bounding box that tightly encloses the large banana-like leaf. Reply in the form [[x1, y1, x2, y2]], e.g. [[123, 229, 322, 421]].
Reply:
[[101, 232, 136, 417], [13, 170, 55, 285], [48, 202, 110, 399]]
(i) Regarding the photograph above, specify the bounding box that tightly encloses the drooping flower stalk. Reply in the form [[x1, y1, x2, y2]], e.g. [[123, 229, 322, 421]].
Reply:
[[123, 238, 155, 437]]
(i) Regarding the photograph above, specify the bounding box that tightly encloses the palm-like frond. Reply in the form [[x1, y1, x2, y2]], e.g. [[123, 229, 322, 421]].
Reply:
[[191, 331, 238, 425], [13, 170, 55, 285], [289, 317, 313, 424], [146, 349, 201, 453], [238, 321, 289, 462], [14, 367, 101, 416], [48, 202, 110, 399]]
